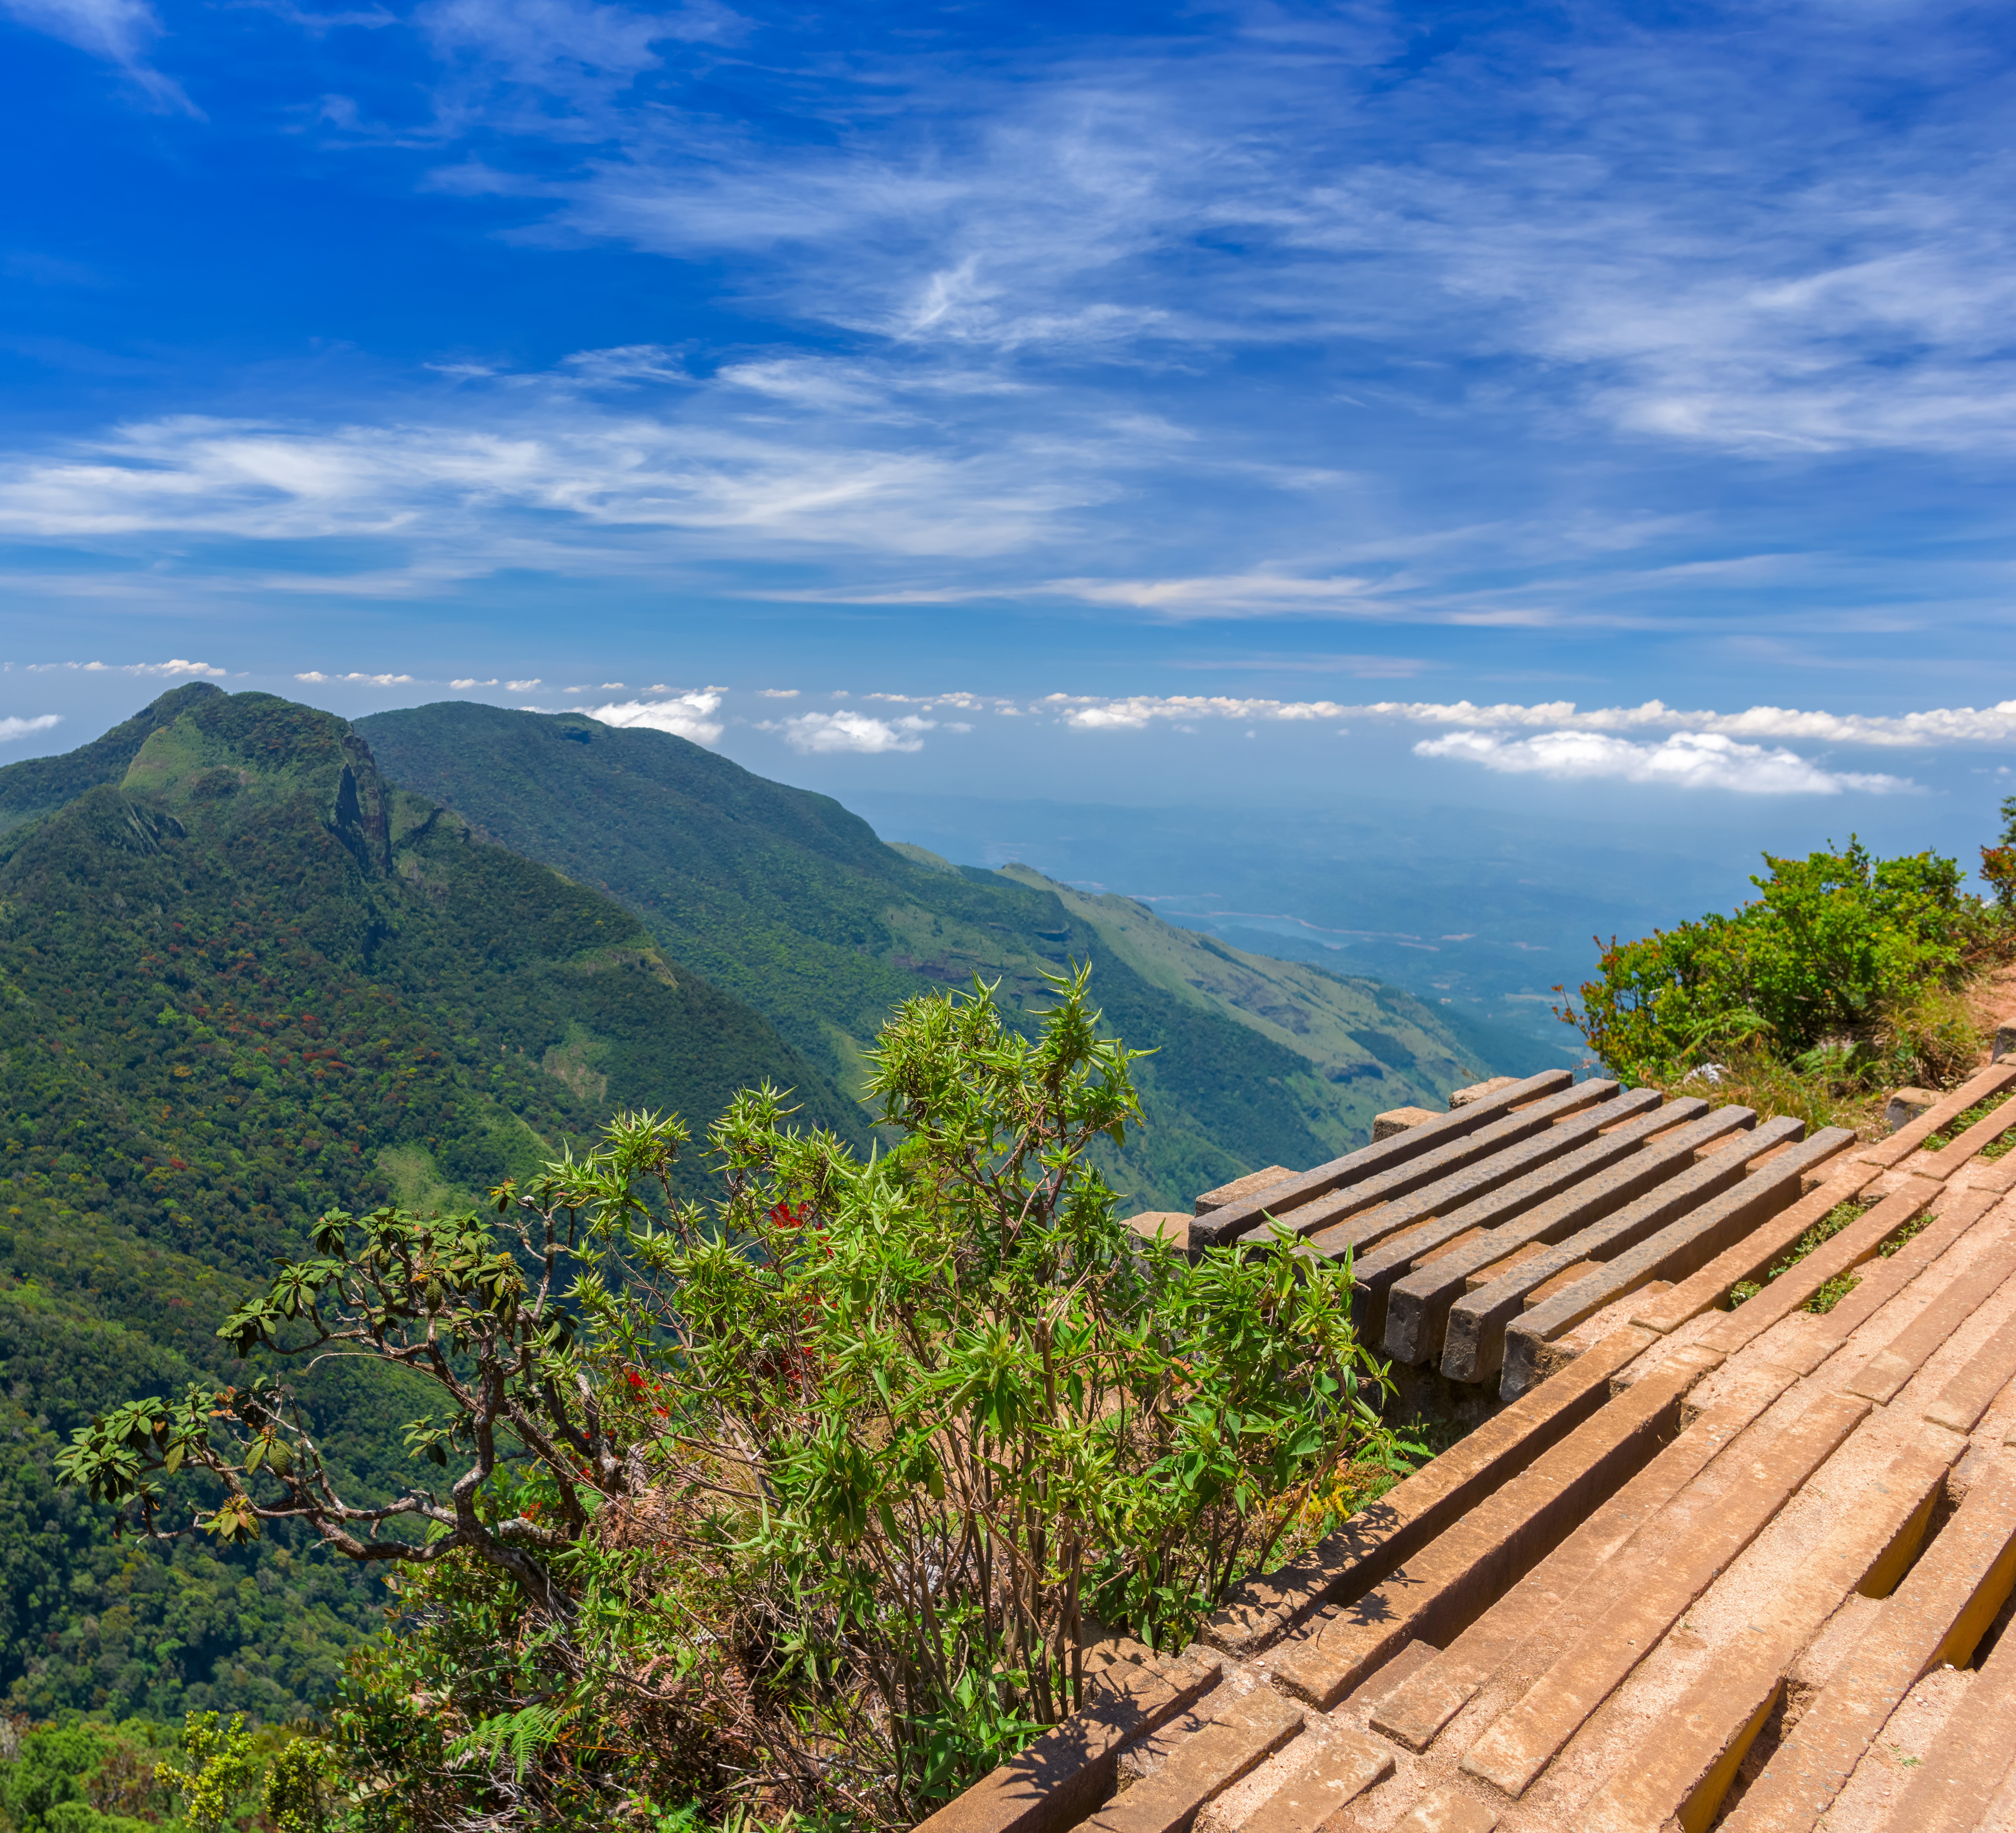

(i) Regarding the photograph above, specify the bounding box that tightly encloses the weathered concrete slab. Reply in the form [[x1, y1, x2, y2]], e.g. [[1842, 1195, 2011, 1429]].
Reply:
[[1080, 1689, 1304, 1833], [1235, 1727, 1395, 1833], [1457, 1387, 1869, 1799], [1873, 1580, 2016, 1830], [1254, 1081, 1622, 1258], [1193, 1167, 1295, 1217], [1441, 1115, 1803, 1383], [1187, 1069, 1571, 1248], [1629, 1159, 1885, 1335], [1919, 1089, 2016, 1180], [1807, 1185, 2000, 1339], [1376, 1098, 1732, 1365], [1573, 1429, 1953, 1833], [1269, 1346, 1717, 1713], [910, 1652, 1225, 1833], [1853, 1062, 2016, 1170], [1842, 1218, 2016, 1406], [1719, 1454, 2016, 1833], [1201, 1326, 1657, 1659], [1500, 1128, 1857, 1398], [1368, 1358, 1801, 1755]]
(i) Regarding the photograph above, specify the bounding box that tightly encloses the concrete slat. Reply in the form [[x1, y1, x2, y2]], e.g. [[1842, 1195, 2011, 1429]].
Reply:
[[1377, 1100, 1740, 1367], [1456, 1387, 1871, 1799], [1079, 1690, 1306, 1833], [1235, 1728, 1396, 1833], [1268, 1344, 1721, 1712], [1875, 1575, 2016, 1831], [1575, 1429, 1956, 1833], [1719, 1455, 2016, 1833], [1851, 1062, 2016, 1171], [1367, 1359, 1803, 1755], [1690, 1177, 1943, 1359], [1335, 1087, 1666, 1346], [1917, 1089, 2016, 1181], [1201, 1326, 1657, 1659], [1842, 1221, 2016, 1406], [1786, 1185, 1998, 1342], [1238, 1081, 1619, 1255], [911, 1653, 1226, 1833], [1629, 1161, 1885, 1335], [1441, 1116, 1802, 1383], [1186, 1069, 1572, 1249], [1500, 1128, 1858, 1398]]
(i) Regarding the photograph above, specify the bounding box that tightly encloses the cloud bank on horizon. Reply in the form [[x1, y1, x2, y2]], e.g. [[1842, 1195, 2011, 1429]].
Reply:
[[0, 0, 2013, 795]]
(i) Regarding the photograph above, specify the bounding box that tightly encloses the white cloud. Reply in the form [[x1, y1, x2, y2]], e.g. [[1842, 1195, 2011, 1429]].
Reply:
[[506, 677, 541, 690], [757, 687, 799, 698], [0, 0, 197, 112], [1413, 729, 1915, 796], [295, 670, 418, 686], [1042, 573, 1382, 619], [772, 710, 934, 755], [133, 658, 226, 677], [0, 714, 62, 743], [450, 677, 498, 688], [587, 691, 723, 745]]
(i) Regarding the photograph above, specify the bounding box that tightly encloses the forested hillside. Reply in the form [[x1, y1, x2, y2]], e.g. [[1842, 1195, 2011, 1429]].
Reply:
[[360, 702, 1492, 1205], [0, 687, 854, 1725]]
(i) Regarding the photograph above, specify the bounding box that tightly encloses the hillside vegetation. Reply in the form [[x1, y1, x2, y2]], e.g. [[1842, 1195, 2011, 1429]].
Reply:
[[0, 687, 855, 1725], [359, 703, 1491, 1207]]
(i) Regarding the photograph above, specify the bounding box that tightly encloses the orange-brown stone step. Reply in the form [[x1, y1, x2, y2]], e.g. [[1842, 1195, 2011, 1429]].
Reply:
[[1872, 1578, 2016, 1831], [1688, 1179, 1944, 1361], [1926, 1309, 2016, 1435], [1267, 1343, 1720, 1712], [1842, 1216, 2016, 1406], [1850, 1062, 2016, 1172], [1916, 1089, 2016, 1181], [1389, 1791, 1499, 1832], [1367, 1358, 1803, 1755], [911, 1651, 1225, 1833], [1628, 1161, 1885, 1336], [1499, 1128, 1858, 1398], [1456, 1386, 1870, 1799], [1811, 1186, 2000, 1339], [1375, 1102, 1744, 1367], [1233, 1727, 1395, 1833], [1283, 1081, 1626, 1264], [1719, 1453, 2016, 1833], [1081, 1689, 1306, 1833], [1188, 1070, 1572, 1249], [1202, 1326, 1657, 1659], [1438, 1117, 1796, 1383], [1573, 1428, 1956, 1833]]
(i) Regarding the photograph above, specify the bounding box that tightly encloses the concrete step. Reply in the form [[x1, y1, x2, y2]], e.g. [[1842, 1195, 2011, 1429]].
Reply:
[[1628, 1161, 1885, 1336], [1188, 1070, 1572, 1250], [1870, 1580, 2016, 1832], [1238, 1081, 1618, 1256], [1456, 1386, 1870, 1799], [1366, 1357, 1804, 1755], [1500, 1128, 1859, 1398], [1268, 1344, 1721, 1712], [1440, 1115, 1801, 1383], [1842, 1220, 2016, 1407], [1850, 1063, 2016, 1174], [1084, 1690, 1306, 1833], [1203, 1325, 1657, 1661], [1720, 1453, 2016, 1832], [1377, 1100, 1743, 1367], [1572, 1428, 1956, 1833]]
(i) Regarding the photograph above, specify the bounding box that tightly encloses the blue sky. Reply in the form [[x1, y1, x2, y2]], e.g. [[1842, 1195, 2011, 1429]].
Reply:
[[2, 0, 2014, 856]]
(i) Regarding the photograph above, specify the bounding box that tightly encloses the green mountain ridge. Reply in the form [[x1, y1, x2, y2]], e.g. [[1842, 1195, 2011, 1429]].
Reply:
[[357, 702, 1496, 1206], [0, 687, 854, 1725]]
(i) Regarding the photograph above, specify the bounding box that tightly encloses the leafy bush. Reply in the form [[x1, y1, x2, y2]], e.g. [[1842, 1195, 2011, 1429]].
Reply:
[[1560, 837, 1993, 1090], [60, 971, 1403, 1829]]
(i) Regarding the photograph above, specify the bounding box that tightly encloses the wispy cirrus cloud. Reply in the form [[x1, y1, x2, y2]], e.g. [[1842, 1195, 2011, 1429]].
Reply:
[[0, 0, 197, 110]]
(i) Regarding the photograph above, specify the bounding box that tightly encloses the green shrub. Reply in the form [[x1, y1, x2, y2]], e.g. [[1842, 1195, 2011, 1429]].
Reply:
[[1562, 837, 1990, 1088], [60, 969, 1404, 1829]]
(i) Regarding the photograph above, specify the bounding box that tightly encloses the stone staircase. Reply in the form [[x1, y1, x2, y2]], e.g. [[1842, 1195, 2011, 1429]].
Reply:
[[921, 1062, 2016, 1831]]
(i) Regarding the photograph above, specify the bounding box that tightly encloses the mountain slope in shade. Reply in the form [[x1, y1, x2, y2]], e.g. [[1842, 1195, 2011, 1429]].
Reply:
[[0, 687, 857, 1722], [359, 702, 1501, 1206]]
